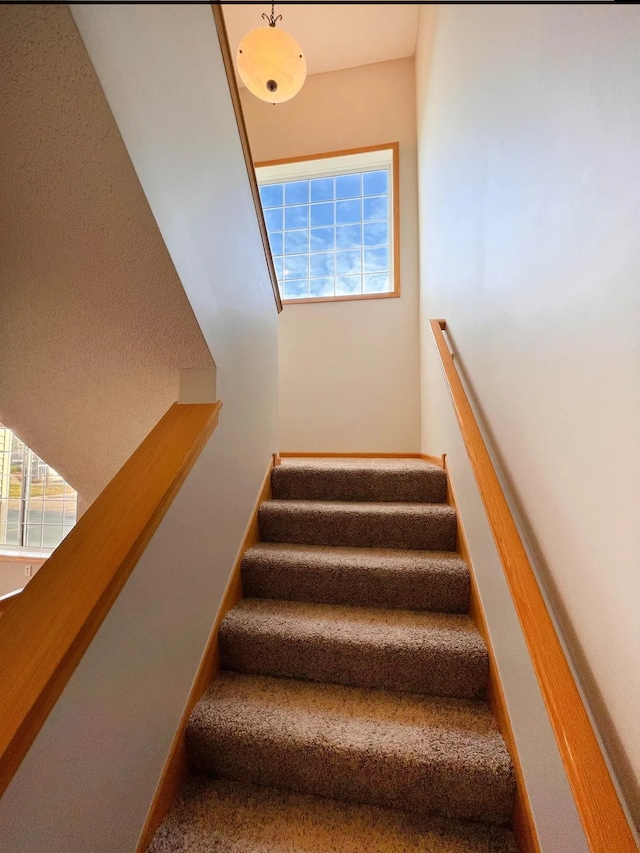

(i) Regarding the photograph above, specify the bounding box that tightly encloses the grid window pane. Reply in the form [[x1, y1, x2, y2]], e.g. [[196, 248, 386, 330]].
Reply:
[[336, 199, 361, 224], [7, 500, 20, 524], [364, 247, 389, 272], [363, 221, 388, 247], [264, 207, 283, 231], [260, 183, 283, 208], [284, 279, 308, 298], [336, 250, 362, 276], [336, 225, 362, 250], [336, 173, 361, 199], [310, 277, 334, 297], [363, 170, 388, 196], [364, 273, 389, 293], [310, 177, 333, 201], [285, 205, 309, 229], [310, 252, 335, 277], [258, 157, 393, 301], [0, 426, 77, 551], [363, 195, 388, 221], [284, 230, 308, 255], [42, 526, 62, 548], [283, 255, 309, 279], [310, 227, 335, 251], [5, 525, 20, 545], [269, 232, 283, 255], [310, 203, 334, 227], [285, 180, 309, 205], [27, 503, 44, 523], [26, 524, 42, 547], [336, 275, 362, 295]]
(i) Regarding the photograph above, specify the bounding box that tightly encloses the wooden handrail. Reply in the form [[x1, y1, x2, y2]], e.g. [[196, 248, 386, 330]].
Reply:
[[210, 3, 283, 315], [429, 320, 636, 852], [0, 588, 23, 621], [0, 401, 221, 798]]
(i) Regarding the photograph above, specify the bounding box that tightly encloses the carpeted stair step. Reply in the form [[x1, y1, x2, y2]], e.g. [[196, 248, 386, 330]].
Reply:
[[272, 457, 448, 503], [148, 775, 518, 853], [219, 599, 488, 699], [242, 542, 470, 613], [185, 672, 515, 826], [259, 500, 457, 551]]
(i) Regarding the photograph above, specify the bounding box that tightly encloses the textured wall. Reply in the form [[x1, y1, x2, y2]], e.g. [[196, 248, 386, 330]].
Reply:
[[0, 4, 213, 503], [416, 4, 640, 831], [241, 58, 421, 453]]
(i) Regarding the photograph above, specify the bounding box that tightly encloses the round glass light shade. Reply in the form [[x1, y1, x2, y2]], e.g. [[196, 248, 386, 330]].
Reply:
[[236, 27, 306, 104]]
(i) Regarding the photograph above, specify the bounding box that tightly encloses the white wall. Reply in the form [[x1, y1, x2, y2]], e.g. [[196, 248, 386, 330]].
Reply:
[[416, 4, 640, 832], [0, 5, 279, 851], [0, 558, 45, 597], [241, 58, 421, 453]]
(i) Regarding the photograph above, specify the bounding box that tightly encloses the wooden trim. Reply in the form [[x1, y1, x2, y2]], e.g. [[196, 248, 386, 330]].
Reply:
[[278, 452, 445, 468], [430, 319, 637, 852], [136, 456, 275, 852], [210, 4, 283, 314], [444, 455, 540, 853], [0, 402, 222, 800], [283, 291, 400, 307], [392, 140, 400, 303], [0, 588, 23, 621], [256, 142, 400, 306]]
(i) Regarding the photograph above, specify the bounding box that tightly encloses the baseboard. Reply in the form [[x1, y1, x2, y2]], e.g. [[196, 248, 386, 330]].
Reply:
[[278, 451, 445, 467], [135, 456, 275, 853], [444, 455, 540, 853]]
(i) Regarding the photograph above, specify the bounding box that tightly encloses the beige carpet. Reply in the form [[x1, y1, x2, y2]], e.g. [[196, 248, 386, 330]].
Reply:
[[149, 777, 517, 853], [149, 457, 516, 852]]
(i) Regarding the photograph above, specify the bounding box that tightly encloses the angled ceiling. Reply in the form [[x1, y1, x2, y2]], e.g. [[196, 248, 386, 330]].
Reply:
[[222, 3, 420, 81]]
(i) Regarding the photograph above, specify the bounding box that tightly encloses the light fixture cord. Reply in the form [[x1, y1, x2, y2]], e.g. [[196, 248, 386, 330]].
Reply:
[[262, 2, 282, 28]]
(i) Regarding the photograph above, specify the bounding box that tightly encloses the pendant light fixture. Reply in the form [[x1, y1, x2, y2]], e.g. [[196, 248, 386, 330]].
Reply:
[[236, 3, 306, 104]]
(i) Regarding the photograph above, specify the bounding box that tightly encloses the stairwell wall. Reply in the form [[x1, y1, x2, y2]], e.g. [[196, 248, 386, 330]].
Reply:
[[0, 5, 279, 852], [416, 4, 640, 834], [0, 4, 214, 505], [241, 58, 421, 453]]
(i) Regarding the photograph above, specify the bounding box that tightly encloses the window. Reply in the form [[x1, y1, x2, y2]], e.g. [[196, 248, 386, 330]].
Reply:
[[256, 144, 399, 303], [0, 425, 77, 552]]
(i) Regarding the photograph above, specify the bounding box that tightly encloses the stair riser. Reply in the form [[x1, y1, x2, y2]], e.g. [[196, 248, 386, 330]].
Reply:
[[219, 629, 488, 699], [259, 506, 457, 551], [242, 560, 470, 613], [271, 468, 448, 504], [186, 726, 515, 826]]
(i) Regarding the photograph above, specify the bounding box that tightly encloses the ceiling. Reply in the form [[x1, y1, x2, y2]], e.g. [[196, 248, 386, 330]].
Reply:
[[222, 3, 420, 81]]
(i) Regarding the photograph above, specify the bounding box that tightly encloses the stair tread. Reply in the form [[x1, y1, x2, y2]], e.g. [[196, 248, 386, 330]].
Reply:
[[220, 599, 487, 698], [259, 500, 457, 551], [223, 597, 483, 643], [186, 673, 514, 823], [272, 457, 447, 503], [148, 776, 518, 853], [190, 671, 505, 750], [242, 542, 470, 613]]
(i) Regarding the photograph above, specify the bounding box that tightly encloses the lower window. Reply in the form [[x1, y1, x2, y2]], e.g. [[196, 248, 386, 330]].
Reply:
[[0, 425, 77, 551]]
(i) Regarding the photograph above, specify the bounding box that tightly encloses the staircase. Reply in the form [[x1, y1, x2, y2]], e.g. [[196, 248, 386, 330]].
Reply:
[[149, 457, 517, 852]]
